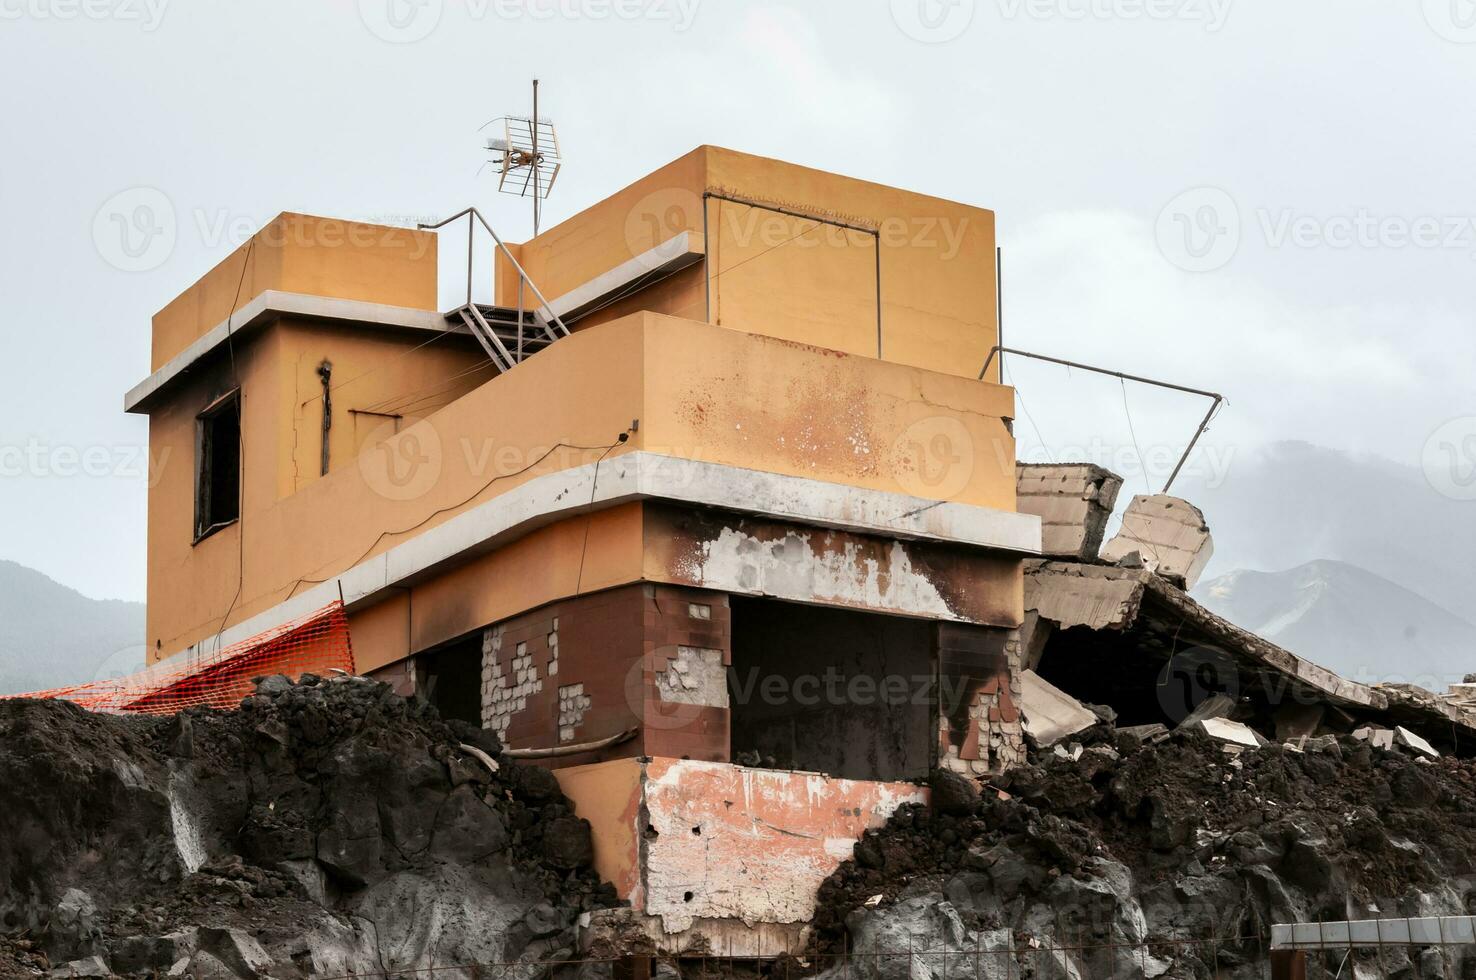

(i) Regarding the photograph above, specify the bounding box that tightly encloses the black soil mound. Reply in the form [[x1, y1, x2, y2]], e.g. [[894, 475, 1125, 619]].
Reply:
[[815, 728, 1476, 978], [0, 675, 618, 977]]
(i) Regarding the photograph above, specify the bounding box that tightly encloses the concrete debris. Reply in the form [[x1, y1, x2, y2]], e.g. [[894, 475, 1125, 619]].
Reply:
[[1099, 494, 1215, 590], [1052, 743, 1084, 761], [1395, 726, 1440, 759], [1117, 723, 1170, 746], [1025, 559, 1475, 756], [1354, 726, 1395, 750], [1019, 669, 1098, 747], [1190, 717, 1263, 749], [1015, 463, 1123, 560]]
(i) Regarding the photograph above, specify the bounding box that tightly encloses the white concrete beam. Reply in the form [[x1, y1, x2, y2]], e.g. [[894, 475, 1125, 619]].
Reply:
[[124, 291, 457, 414], [157, 452, 1040, 667]]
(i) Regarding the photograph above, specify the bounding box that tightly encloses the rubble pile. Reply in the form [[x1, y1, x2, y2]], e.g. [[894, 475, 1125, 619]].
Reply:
[[814, 725, 1476, 979], [0, 675, 618, 979]]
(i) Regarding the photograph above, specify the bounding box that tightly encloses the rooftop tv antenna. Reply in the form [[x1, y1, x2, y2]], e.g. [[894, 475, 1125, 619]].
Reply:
[[482, 79, 561, 236]]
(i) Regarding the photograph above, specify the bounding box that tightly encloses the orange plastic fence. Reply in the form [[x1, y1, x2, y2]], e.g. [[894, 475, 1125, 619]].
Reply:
[[5, 601, 354, 715]]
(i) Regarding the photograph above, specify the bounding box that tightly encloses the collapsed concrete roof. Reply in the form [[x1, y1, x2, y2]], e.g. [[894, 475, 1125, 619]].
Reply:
[[1025, 558, 1476, 755], [1015, 463, 1476, 756]]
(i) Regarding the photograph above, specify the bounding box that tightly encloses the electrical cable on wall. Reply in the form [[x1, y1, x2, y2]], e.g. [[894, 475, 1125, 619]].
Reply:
[[283, 426, 635, 603], [211, 237, 258, 654]]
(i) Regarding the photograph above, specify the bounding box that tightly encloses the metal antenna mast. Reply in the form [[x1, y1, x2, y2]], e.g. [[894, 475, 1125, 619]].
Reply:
[[482, 80, 561, 240], [531, 79, 541, 235]]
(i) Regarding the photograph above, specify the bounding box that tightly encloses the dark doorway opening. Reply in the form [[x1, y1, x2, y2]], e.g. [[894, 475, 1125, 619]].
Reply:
[[419, 632, 483, 726], [728, 597, 934, 782]]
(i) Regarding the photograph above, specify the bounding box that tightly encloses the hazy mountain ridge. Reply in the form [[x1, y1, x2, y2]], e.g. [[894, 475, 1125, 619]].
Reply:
[[1177, 440, 1476, 623], [0, 559, 144, 696], [1195, 558, 1476, 688]]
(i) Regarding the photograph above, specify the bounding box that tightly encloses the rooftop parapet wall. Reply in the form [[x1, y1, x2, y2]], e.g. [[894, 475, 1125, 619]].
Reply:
[[147, 311, 1023, 660], [498, 146, 1000, 382], [150, 213, 438, 371]]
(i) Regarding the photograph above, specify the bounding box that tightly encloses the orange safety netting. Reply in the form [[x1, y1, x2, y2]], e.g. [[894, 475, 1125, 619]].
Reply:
[[4, 601, 354, 716]]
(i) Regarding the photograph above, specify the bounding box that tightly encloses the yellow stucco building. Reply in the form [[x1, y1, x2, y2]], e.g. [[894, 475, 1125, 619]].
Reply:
[[127, 146, 1041, 953]]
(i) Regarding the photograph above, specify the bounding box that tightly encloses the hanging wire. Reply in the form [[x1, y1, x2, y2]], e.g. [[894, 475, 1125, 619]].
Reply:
[[1004, 360, 1053, 464], [1119, 376, 1152, 494]]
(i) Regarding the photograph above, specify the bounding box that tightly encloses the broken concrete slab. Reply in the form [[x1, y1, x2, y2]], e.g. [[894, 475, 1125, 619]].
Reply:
[[1354, 727, 1395, 750], [1395, 726, 1440, 758], [1191, 717, 1263, 749], [1118, 723, 1170, 747], [1016, 463, 1123, 560], [1025, 558, 1476, 762], [1019, 669, 1098, 747], [1018, 610, 1054, 672], [1025, 561, 1144, 632], [1099, 494, 1215, 590]]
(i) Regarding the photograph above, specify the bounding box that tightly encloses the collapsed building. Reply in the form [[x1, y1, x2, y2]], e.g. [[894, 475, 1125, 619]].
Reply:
[[123, 147, 1036, 956], [99, 145, 1473, 968], [1016, 463, 1476, 759]]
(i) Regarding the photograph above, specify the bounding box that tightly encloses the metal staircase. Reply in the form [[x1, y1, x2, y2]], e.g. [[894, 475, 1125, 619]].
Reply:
[[449, 302, 565, 374], [419, 207, 572, 376]]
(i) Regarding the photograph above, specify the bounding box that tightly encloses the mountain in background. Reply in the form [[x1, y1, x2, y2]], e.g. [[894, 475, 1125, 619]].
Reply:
[[1195, 559, 1476, 688], [0, 560, 144, 696], [1175, 441, 1476, 623]]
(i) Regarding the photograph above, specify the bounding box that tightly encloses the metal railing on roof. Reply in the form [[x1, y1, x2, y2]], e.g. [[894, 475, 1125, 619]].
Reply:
[[418, 207, 570, 373]]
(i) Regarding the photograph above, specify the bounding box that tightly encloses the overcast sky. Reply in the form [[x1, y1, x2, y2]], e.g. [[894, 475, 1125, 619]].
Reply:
[[1, 0, 1473, 602]]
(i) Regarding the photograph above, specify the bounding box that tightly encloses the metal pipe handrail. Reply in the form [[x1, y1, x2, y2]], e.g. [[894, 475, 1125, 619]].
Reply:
[[418, 207, 570, 337], [977, 344, 1224, 494]]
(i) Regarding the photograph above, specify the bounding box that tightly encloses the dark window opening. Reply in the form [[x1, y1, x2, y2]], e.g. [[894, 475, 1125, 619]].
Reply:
[[419, 632, 483, 727], [194, 392, 241, 542], [728, 597, 934, 782]]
